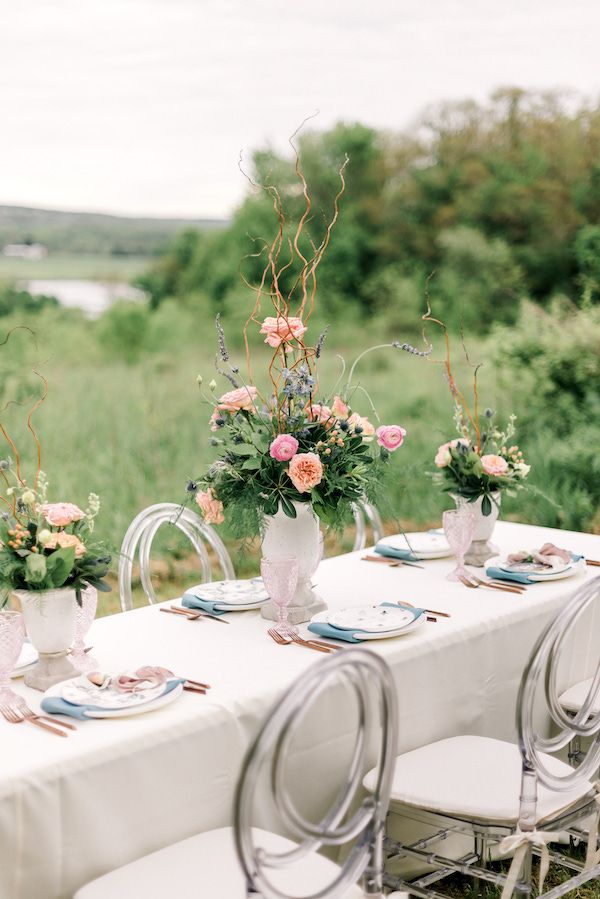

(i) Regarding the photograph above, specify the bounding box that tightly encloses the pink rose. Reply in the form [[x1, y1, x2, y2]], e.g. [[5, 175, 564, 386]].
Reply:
[[287, 452, 323, 493], [269, 434, 299, 462], [44, 531, 86, 557], [481, 454, 509, 477], [195, 488, 225, 525], [376, 425, 407, 451], [331, 395, 349, 418], [348, 413, 375, 438], [217, 385, 258, 414], [42, 502, 85, 527], [309, 404, 334, 428], [434, 438, 469, 468], [259, 316, 307, 349]]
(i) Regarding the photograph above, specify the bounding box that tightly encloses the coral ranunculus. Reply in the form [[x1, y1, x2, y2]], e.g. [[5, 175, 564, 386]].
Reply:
[[376, 425, 406, 451], [309, 403, 334, 428], [260, 316, 307, 349], [195, 488, 225, 525], [481, 454, 509, 477], [269, 434, 299, 462], [42, 502, 85, 527], [348, 413, 375, 438], [217, 385, 258, 413], [434, 438, 470, 468], [44, 531, 87, 557], [287, 452, 323, 493]]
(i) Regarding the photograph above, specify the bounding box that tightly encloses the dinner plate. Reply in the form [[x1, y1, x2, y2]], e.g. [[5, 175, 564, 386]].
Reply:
[[44, 678, 183, 718], [311, 610, 426, 640], [187, 579, 268, 606], [10, 642, 38, 678], [61, 674, 173, 710], [376, 532, 452, 560], [491, 555, 586, 582], [326, 605, 420, 633]]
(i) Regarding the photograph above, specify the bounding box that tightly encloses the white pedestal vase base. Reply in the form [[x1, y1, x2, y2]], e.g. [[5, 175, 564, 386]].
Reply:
[[453, 493, 501, 568], [25, 651, 77, 691], [259, 501, 327, 625], [14, 587, 78, 691]]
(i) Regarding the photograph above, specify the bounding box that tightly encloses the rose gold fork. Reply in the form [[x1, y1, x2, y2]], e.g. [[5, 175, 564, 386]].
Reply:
[[267, 628, 332, 653], [467, 574, 525, 595], [16, 704, 77, 731], [458, 574, 521, 595], [0, 704, 69, 736]]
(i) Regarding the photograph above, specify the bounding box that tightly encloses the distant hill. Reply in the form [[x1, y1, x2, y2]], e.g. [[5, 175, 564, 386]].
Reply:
[[0, 205, 226, 257]]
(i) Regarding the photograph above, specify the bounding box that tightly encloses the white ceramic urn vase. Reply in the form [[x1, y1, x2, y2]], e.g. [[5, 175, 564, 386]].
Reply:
[[452, 492, 501, 567], [260, 501, 326, 624], [14, 587, 78, 690]]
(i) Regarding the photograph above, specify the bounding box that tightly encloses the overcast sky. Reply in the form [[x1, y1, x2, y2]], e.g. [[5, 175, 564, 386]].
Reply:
[[1, 0, 599, 219]]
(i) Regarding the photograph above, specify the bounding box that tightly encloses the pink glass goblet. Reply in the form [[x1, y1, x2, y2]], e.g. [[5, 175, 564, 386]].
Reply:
[[70, 587, 98, 673], [443, 507, 476, 582], [0, 611, 26, 704], [261, 557, 299, 639]]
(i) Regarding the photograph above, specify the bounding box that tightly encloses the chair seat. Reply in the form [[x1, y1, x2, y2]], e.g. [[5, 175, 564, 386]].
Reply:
[[75, 826, 365, 899], [560, 678, 600, 716], [363, 736, 594, 825]]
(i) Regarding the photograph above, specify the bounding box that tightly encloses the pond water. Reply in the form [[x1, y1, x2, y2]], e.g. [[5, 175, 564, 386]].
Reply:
[[20, 279, 146, 318]]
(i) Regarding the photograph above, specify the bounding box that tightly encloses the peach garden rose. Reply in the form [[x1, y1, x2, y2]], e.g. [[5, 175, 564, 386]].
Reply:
[[217, 385, 258, 413], [259, 316, 307, 349], [42, 502, 85, 527], [43, 531, 87, 557], [287, 452, 323, 493], [481, 454, 509, 477]]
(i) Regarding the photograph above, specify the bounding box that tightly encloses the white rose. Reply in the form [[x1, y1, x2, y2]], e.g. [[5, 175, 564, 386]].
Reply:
[[514, 462, 530, 477]]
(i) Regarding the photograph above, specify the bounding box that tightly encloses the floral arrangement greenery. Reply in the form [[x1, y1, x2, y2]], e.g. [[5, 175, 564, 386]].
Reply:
[[0, 334, 111, 607], [424, 307, 530, 515], [188, 135, 427, 537]]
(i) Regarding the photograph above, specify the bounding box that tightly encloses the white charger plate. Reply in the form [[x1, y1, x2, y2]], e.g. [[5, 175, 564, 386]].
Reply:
[[45, 677, 183, 718], [327, 605, 418, 633], [11, 642, 38, 678], [61, 674, 172, 710], [376, 532, 452, 560], [491, 555, 585, 582], [187, 579, 268, 607], [311, 610, 426, 641]]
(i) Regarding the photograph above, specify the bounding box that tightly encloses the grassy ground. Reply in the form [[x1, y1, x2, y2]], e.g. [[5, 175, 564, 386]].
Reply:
[[0, 253, 150, 281]]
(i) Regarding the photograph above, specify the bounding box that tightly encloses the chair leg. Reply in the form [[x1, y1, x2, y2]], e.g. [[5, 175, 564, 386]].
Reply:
[[363, 825, 384, 896], [568, 736, 584, 766], [514, 844, 533, 899]]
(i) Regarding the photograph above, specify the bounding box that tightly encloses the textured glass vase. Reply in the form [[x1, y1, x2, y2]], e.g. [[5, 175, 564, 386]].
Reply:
[[452, 492, 501, 567], [260, 501, 326, 624]]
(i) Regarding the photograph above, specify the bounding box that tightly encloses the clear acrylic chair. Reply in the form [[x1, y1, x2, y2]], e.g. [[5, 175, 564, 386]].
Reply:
[[364, 575, 600, 899], [75, 648, 398, 899], [351, 502, 384, 552], [118, 502, 235, 612]]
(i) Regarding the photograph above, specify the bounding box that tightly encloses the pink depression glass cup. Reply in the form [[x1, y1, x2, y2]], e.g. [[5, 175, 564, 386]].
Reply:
[[443, 507, 476, 582], [260, 557, 299, 639], [0, 610, 26, 703], [71, 587, 98, 673]]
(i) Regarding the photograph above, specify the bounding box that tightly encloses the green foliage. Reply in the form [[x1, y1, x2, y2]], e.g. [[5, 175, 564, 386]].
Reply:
[[98, 300, 151, 363], [0, 285, 58, 318]]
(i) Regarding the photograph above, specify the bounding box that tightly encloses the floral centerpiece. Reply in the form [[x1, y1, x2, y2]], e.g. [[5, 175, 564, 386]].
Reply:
[[425, 308, 530, 564], [433, 409, 530, 516], [0, 355, 111, 687], [0, 468, 111, 607], [188, 140, 426, 620]]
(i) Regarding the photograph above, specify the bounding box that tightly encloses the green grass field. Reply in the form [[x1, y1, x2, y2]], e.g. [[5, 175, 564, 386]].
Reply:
[[0, 253, 150, 282]]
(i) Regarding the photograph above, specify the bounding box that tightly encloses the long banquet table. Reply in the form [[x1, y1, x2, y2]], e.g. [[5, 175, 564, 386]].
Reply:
[[2, 520, 600, 899]]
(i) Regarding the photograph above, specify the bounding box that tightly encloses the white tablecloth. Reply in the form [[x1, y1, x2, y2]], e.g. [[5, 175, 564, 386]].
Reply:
[[1, 521, 599, 899]]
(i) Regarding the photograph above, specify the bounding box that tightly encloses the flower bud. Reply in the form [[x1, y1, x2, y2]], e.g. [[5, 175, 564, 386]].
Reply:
[[37, 529, 52, 546], [196, 375, 203, 385], [209, 379, 217, 391]]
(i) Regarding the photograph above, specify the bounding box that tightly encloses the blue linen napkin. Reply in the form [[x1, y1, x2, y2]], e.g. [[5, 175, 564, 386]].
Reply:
[[374, 543, 420, 562], [181, 593, 230, 615], [307, 602, 425, 644], [40, 678, 184, 720], [486, 554, 584, 585]]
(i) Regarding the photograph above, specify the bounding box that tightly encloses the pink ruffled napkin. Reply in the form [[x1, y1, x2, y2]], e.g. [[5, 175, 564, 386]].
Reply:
[[507, 543, 572, 569], [88, 666, 172, 693]]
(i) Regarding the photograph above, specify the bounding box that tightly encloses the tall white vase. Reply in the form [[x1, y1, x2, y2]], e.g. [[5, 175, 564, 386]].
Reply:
[[14, 587, 78, 690], [260, 501, 326, 624], [452, 493, 501, 567]]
